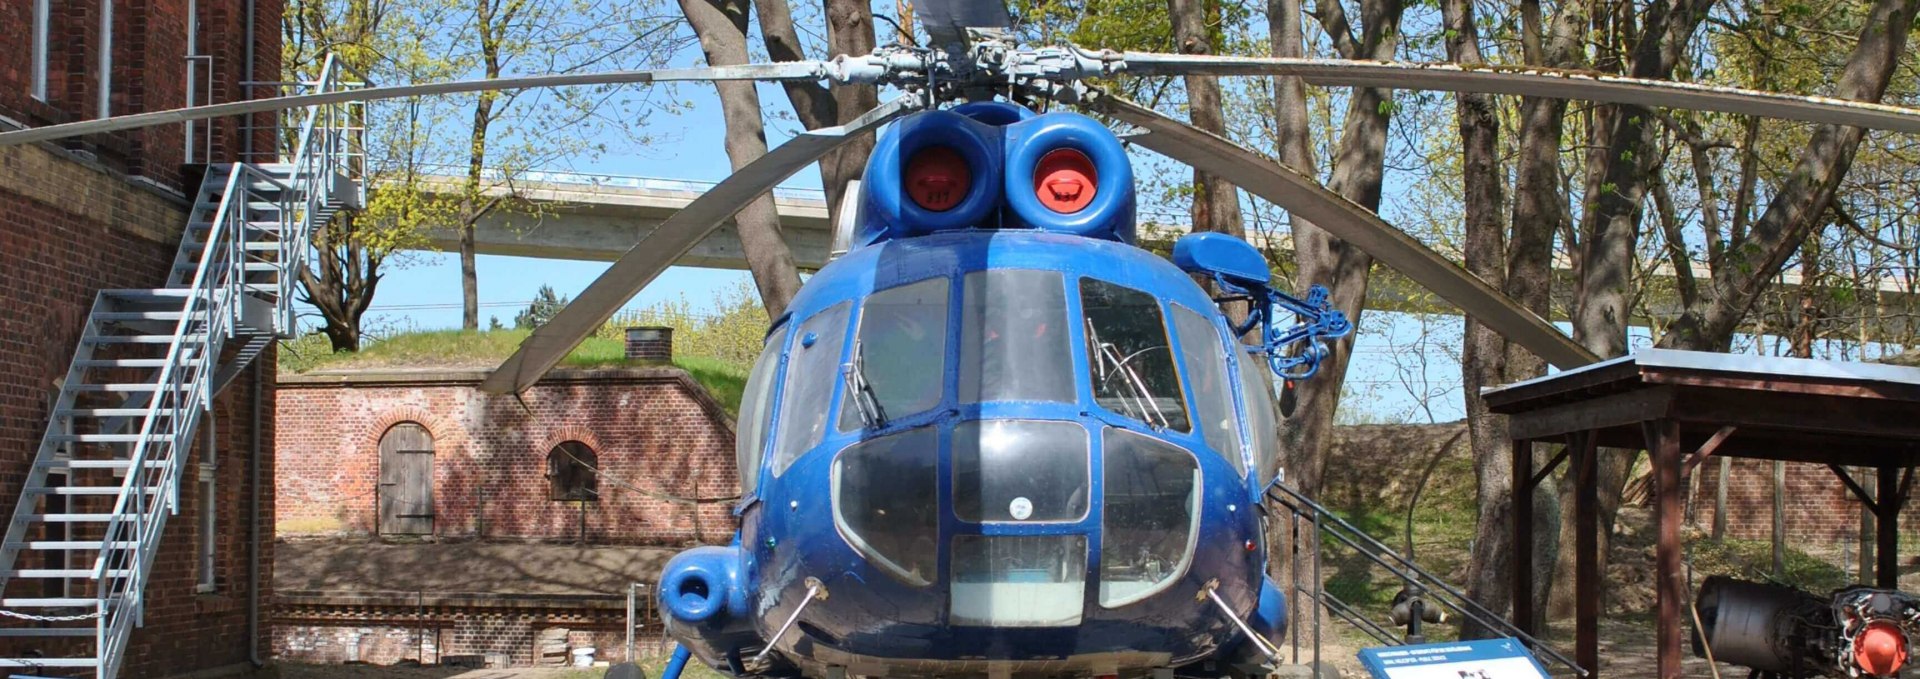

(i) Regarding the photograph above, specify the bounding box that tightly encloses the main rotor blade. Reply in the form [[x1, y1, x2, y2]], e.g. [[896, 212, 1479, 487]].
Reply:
[[479, 94, 922, 395], [915, 0, 1013, 52], [1084, 92, 1598, 370], [0, 62, 836, 148], [1120, 54, 1920, 134]]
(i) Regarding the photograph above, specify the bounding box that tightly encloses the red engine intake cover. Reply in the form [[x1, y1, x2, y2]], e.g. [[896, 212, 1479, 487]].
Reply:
[[1855, 620, 1908, 678], [906, 146, 970, 212], [1034, 148, 1097, 213]]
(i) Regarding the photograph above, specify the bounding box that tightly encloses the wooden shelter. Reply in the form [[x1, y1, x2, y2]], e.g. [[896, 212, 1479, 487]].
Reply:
[[1482, 349, 1920, 679]]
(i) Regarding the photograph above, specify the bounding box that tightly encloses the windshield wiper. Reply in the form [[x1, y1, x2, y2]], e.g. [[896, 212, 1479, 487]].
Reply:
[[842, 339, 888, 429]]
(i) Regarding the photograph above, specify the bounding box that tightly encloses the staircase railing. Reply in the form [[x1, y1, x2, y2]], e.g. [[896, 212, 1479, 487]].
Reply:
[[1265, 480, 1585, 677], [92, 165, 288, 679], [275, 53, 367, 332], [89, 55, 363, 679]]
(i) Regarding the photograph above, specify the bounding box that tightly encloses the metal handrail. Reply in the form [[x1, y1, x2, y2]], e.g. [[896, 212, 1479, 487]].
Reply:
[[1266, 480, 1586, 676]]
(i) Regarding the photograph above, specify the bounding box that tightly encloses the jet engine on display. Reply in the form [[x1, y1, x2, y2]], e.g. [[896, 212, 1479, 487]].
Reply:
[[1695, 576, 1920, 678]]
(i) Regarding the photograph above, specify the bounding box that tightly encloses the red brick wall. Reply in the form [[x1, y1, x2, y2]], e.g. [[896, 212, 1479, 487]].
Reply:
[[275, 614, 638, 667], [1693, 458, 1920, 546], [275, 370, 740, 545], [0, 0, 283, 186], [0, 146, 276, 675]]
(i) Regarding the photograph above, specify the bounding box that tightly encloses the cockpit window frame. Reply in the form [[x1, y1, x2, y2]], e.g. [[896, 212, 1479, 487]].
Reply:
[[1168, 302, 1247, 476], [1077, 276, 1194, 434], [770, 301, 854, 478], [837, 276, 954, 433], [734, 324, 789, 498]]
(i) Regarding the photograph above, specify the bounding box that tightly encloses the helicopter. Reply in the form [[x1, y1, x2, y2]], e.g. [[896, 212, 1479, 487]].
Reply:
[[644, 96, 1351, 679], [9, 1, 1920, 677]]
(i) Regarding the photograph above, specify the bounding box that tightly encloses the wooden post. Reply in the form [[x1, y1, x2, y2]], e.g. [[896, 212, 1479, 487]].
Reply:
[[1652, 419, 1685, 679], [1772, 459, 1786, 578], [1878, 467, 1901, 589], [1712, 457, 1728, 541], [1512, 439, 1535, 637], [1861, 466, 1875, 583], [1572, 432, 1600, 678]]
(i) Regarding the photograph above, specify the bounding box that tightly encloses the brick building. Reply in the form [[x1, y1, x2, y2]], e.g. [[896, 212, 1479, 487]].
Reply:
[[273, 366, 739, 544], [0, 0, 283, 677], [1695, 460, 1920, 547], [271, 364, 740, 666]]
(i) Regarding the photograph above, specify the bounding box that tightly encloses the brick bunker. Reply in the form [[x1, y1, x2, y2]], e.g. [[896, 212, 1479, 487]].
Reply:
[[271, 366, 740, 666]]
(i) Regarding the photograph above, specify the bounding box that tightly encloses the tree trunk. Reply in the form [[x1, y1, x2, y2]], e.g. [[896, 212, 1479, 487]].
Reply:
[[1443, 0, 1514, 638], [462, 92, 493, 331], [1169, 0, 1243, 238], [679, 0, 805, 316], [751, 0, 879, 228], [1278, 0, 1404, 503], [1659, 0, 1920, 351], [1545, 0, 1715, 620]]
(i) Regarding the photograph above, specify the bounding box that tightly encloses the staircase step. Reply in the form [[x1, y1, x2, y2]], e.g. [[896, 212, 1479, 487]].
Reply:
[[82, 335, 203, 345], [171, 261, 281, 273], [47, 434, 171, 443], [23, 514, 122, 523], [38, 460, 168, 470], [55, 408, 179, 418], [8, 541, 140, 550], [100, 289, 194, 302], [66, 384, 191, 393], [74, 359, 169, 368], [28, 486, 161, 496], [8, 569, 132, 578], [94, 311, 189, 322], [0, 627, 98, 637]]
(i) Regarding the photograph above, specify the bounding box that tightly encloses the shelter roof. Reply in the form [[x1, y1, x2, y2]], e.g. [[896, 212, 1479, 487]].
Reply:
[[1481, 349, 1920, 466]]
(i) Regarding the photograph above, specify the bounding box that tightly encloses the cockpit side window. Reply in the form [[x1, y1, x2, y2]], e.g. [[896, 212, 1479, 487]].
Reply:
[[838, 277, 950, 431], [959, 270, 1074, 404], [1170, 305, 1244, 474], [773, 302, 852, 476], [1237, 348, 1282, 484], [1079, 278, 1191, 432], [734, 333, 785, 496]]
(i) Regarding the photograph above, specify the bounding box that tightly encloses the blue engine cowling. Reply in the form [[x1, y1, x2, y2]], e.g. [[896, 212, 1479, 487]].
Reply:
[[856, 101, 1136, 248], [658, 545, 759, 668]]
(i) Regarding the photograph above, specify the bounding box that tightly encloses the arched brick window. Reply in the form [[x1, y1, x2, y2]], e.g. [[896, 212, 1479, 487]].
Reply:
[[548, 441, 599, 501]]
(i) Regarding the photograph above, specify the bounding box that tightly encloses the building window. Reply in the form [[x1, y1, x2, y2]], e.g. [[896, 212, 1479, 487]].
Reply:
[[547, 442, 599, 501], [31, 0, 50, 101]]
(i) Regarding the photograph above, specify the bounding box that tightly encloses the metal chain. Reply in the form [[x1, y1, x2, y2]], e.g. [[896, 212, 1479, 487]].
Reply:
[[0, 608, 105, 622]]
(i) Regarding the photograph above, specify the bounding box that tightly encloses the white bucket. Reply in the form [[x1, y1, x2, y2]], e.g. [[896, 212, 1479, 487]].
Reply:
[[571, 647, 597, 668]]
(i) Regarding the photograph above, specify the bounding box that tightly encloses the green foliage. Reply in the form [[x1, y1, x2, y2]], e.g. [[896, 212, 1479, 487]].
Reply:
[[515, 284, 571, 329], [277, 327, 750, 414], [596, 281, 772, 368]]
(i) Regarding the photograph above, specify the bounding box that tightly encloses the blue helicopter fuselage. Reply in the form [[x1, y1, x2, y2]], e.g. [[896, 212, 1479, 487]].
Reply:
[[658, 102, 1295, 679]]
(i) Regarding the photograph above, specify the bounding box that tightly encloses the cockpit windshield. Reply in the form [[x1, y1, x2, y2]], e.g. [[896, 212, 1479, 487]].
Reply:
[[839, 277, 950, 431], [960, 270, 1075, 403], [1080, 278, 1191, 432]]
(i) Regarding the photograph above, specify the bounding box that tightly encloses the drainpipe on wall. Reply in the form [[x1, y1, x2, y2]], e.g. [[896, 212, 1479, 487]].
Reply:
[[248, 363, 265, 667], [243, 0, 257, 159]]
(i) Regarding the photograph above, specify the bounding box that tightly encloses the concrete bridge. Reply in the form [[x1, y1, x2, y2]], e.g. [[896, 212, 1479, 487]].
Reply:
[[410, 170, 1918, 336]]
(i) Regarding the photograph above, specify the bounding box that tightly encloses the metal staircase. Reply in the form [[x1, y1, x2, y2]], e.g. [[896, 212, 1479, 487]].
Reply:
[[0, 56, 362, 678]]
